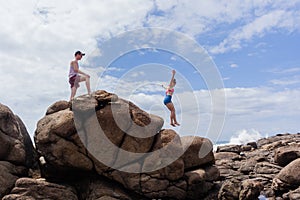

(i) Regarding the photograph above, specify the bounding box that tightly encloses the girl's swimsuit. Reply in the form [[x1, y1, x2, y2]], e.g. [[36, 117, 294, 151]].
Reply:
[[163, 87, 174, 105]]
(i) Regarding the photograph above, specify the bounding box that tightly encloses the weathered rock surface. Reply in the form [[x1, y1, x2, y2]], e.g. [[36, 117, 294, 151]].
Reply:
[[218, 178, 263, 200], [32, 90, 218, 200], [282, 186, 300, 200], [272, 158, 300, 193], [274, 144, 300, 167], [216, 144, 242, 154], [46, 100, 70, 115], [84, 178, 135, 200], [239, 179, 263, 200], [2, 178, 78, 200], [2, 92, 300, 200], [0, 162, 28, 198], [0, 103, 35, 167], [181, 136, 215, 170], [218, 178, 241, 200], [0, 103, 36, 198], [215, 133, 300, 199]]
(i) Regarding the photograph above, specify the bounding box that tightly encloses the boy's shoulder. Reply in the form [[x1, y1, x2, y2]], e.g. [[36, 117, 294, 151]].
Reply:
[[70, 60, 78, 65]]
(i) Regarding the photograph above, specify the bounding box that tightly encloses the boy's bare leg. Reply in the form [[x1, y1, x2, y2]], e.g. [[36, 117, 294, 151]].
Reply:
[[79, 76, 91, 95], [70, 87, 77, 101], [86, 77, 91, 95]]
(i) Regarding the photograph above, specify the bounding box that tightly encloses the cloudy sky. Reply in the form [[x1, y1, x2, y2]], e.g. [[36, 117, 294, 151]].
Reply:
[[1, 0, 300, 143]]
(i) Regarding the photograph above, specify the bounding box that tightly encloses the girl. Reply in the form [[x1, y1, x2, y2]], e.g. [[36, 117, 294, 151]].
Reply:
[[163, 70, 180, 127]]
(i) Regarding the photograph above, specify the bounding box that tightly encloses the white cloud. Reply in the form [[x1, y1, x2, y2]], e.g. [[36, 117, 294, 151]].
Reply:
[[129, 71, 145, 78], [123, 86, 300, 141], [220, 87, 300, 139], [147, 0, 249, 36], [170, 55, 177, 61], [209, 9, 300, 54], [0, 0, 155, 136], [1, 0, 300, 142], [270, 76, 300, 86], [95, 74, 166, 97], [230, 63, 238, 68], [269, 67, 300, 74], [268, 68, 300, 86]]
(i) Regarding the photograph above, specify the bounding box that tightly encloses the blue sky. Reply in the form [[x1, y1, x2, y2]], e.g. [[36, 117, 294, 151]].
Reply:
[[214, 32, 300, 88], [0, 0, 300, 144]]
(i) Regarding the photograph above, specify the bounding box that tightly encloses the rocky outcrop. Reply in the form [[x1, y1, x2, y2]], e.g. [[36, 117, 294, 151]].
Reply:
[[215, 133, 300, 199], [239, 179, 263, 200], [0, 104, 35, 167], [46, 100, 70, 115], [2, 178, 78, 200], [0, 103, 36, 198], [272, 158, 300, 193], [27, 90, 218, 200], [181, 136, 215, 170], [0, 161, 28, 198], [282, 186, 300, 200], [2, 91, 300, 200], [274, 144, 300, 167]]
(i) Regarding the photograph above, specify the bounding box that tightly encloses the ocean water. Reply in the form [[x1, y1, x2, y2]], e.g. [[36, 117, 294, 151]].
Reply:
[[213, 141, 229, 152], [213, 129, 267, 151]]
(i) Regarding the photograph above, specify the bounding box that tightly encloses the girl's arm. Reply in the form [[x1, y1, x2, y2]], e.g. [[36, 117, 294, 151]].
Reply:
[[169, 70, 176, 86]]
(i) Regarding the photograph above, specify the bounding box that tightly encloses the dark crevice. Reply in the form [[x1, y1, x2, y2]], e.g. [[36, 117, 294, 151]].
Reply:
[[149, 129, 163, 152]]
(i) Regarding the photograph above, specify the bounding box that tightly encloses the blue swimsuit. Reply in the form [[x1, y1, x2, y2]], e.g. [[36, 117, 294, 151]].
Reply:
[[164, 95, 172, 105], [163, 87, 174, 105]]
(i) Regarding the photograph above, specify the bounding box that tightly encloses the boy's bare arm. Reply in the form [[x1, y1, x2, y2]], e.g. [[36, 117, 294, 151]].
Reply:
[[72, 61, 89, 77]]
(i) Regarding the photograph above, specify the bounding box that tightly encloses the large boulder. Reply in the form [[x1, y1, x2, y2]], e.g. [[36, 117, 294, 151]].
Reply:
[[34, 90, 218, 199], [0, 103, 36, 198], [35, 91, 164, 176], [181, 136, 215, 170], [274, 144, 300, 167], [0, 161, 28, 198], [0, 103, 35, 167], [272, 158, 300, 192], [46, 100, 70, 115], [185, 166, 220, 199]]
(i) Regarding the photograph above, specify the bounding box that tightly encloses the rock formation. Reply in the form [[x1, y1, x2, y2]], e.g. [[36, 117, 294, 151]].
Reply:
[[1, 91, 300, 200], [0, 103, 36, 198], [215, 133, 300, 199], [2, 91, 218, 200]]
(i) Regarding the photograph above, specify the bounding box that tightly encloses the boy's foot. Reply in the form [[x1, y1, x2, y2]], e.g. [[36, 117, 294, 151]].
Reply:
[[82, 94, 93, 98], [175, 122, 180, 126], [170, 123, 176, 127]]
